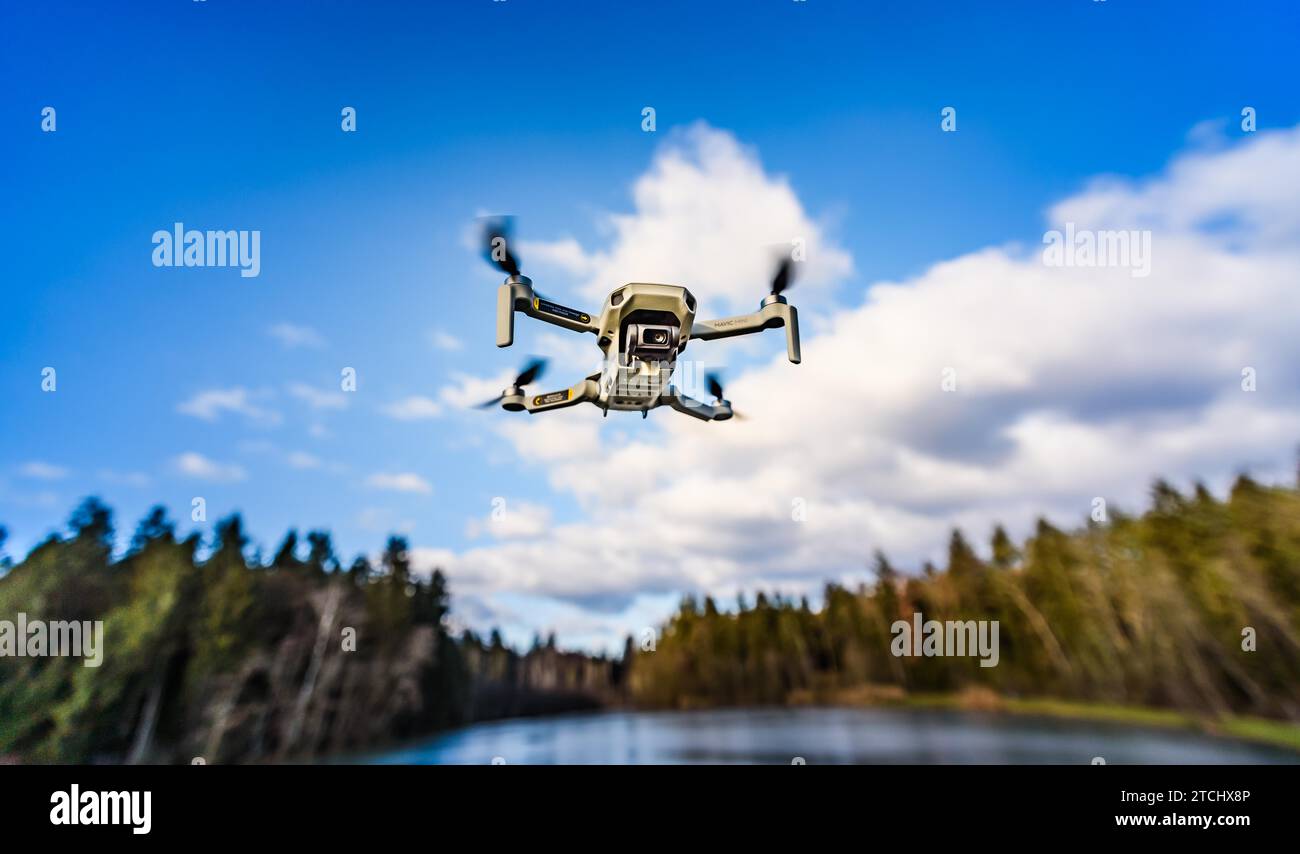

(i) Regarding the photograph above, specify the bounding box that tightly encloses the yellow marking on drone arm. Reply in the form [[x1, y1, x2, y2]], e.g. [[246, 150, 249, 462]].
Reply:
[[532, 388, 572, 407]]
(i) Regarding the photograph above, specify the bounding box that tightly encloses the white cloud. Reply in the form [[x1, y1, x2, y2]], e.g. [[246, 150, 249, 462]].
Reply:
[[534, 331, 606, 379], [287, 382, 348, 411], [382, 396, 443, 421], [417, 123, 1300, 633], [19, 461, 68, 480], [173, 452, 246, 483], [516, 237, 600, 277], [429, 329, 463, 352], [268, 322, 326, 349], [177, 387, 280, 425], [526, 122, 852, 317], [366, 472, 433, 495], [466, 500, 554, 540]]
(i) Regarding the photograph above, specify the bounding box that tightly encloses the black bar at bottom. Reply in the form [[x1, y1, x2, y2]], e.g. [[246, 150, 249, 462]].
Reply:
[[0, 764, 1285, 842]]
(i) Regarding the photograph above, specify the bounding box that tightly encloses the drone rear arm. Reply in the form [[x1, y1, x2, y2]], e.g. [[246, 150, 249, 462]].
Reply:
[[690, 299, 801, 363], [497, 279, 598, 347]]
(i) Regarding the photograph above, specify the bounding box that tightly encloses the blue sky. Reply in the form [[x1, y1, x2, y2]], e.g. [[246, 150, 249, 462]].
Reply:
[[3, 1, 1299, 649]]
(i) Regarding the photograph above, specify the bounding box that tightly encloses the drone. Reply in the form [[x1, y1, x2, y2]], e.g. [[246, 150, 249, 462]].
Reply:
[[476, 217, 801, 421]]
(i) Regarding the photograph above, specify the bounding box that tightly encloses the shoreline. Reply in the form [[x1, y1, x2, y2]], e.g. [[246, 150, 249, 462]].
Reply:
[[788, 685, 1300, 754]]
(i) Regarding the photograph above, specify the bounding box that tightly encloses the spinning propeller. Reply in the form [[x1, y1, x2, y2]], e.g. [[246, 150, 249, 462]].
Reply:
[[480, 216, 523, 278], [479, 215, 562, 302], [770, 257, 795, 297], [477, 358, 548, 409], [705, 372, 745, 420], [705, 372, 726, 403]]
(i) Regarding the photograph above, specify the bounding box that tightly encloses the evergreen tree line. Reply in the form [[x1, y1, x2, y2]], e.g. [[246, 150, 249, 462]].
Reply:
[[628, 476, 1300, 722], [0, 503, 619, 763]]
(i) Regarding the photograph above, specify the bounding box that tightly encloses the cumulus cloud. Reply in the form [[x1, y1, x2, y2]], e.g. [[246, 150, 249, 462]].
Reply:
[[422, 122, 1300, 637], [465, 500, 554, 540], [524, 122, 852, 316], [177, 387, 280, 425], [173, 452, 246, 483], [366, 472, 433, 495]]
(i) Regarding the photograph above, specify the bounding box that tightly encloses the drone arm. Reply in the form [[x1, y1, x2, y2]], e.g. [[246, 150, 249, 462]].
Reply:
[[497, 280, 598, 347], [662, 387, 728, 422], [523, 376, 601, 414], [690, 300, 801, 364]]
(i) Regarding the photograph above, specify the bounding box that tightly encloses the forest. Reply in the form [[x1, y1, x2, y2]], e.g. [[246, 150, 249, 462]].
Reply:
[[0, 507, 622, 763], [630, 475, 1300, 728], [2, 470, 1299, 763]]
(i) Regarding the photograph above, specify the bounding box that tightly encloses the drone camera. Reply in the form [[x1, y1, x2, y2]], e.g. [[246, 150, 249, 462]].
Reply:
[[626, 323, 679, 362], [643, 327, 670, 346]]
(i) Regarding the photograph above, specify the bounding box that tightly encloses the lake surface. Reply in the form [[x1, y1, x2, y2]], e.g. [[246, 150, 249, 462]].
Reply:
[[359, 707, 1300, 764]]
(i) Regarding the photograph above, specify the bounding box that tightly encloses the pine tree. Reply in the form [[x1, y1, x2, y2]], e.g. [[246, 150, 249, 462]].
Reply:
[[991, 525, 1019, 569], [347, 555, 371, 585], [305, 531, 337, 578], [193, 515, 257, 677], [272, 530, 303, 572]]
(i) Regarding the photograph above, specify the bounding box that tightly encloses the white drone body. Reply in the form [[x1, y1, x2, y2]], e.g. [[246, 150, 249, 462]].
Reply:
[[478, 221, 801, 421]]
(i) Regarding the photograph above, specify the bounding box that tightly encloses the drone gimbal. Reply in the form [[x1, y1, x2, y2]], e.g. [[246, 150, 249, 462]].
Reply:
[[476, 217, 801, 421]]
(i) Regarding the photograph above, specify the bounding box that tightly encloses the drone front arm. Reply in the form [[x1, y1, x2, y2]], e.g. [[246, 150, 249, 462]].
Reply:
[[497, 280, 598, 347], [689, 299, 801, 363], [523, 375, 601, 414]]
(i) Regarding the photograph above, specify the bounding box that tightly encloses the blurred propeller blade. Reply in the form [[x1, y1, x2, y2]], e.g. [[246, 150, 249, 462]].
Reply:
[[770, 256, 796, 296], [705, 372, 725, 402], [515, 358, 547, 387], [480, 216, 522, 277]]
